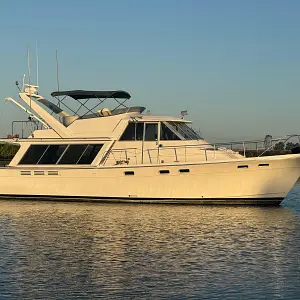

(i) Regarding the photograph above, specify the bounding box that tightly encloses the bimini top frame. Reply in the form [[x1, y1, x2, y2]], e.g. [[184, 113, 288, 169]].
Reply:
[[51, 90, 131, 100], [50, 90, 132, 118]]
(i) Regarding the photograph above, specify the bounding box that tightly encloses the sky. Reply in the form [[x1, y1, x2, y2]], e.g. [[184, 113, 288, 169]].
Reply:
[[0, 0, 300, 141]]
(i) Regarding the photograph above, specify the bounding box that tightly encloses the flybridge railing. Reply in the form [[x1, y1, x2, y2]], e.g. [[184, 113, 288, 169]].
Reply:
[[11, 120, 43, 138], [101, 134, 300, 165]]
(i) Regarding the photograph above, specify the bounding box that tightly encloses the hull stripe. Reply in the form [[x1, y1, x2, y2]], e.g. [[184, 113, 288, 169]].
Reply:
[[0, 194, 284, 205]]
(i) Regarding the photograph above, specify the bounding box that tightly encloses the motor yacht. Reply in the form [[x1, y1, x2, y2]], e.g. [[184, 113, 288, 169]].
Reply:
[[1, 83, 300, 205]]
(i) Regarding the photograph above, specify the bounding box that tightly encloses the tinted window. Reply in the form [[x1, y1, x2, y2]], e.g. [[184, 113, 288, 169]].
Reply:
[[144, 123, 158, 141], [135, 123, 144, 140], [58, 145, 88, 164], [19, 145, 48, 164], [78, 144, 103, 164], [19, 144, 102, 165], [120, 123, 135, 140], [180, 123, 201, 140], [160, 123, 180, 140], [167, 122, 201, 140], [120, 123, 144, 141], [38, 145, 67, 164]]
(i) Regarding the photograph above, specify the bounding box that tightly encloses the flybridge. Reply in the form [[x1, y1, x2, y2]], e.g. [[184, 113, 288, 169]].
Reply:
[[5, 84, 145, 139], [50, 89, 135, 119]]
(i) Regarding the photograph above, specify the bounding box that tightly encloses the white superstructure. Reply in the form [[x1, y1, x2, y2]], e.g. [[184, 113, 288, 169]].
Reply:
[[1, 84, 300, 205]]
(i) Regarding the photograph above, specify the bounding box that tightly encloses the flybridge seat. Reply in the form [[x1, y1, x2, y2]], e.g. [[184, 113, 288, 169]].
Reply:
[[81, 106, 146, 119], [62, 106, 146, 126]]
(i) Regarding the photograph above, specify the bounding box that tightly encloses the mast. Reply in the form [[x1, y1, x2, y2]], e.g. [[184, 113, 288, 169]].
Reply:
[[36, 41, 39, 87]]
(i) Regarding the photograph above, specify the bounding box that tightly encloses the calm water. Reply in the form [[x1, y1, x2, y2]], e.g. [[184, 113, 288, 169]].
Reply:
[[1, 185, 300, 299]]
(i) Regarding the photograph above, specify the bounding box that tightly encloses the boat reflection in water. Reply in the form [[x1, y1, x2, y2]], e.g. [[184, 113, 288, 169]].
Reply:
[[1, 196, 300, 299]]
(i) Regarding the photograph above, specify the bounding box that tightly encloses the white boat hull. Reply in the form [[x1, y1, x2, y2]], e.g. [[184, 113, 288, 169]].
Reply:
[[0, 154, 300, 205]]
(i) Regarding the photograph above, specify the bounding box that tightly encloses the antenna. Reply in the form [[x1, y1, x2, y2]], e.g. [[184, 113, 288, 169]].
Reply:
[[56, 50, 60, 92], [27, 43, 32, 113], [22, 74, 25, 92], [36, 41, 39, 87], [56, 49, 60, 108]]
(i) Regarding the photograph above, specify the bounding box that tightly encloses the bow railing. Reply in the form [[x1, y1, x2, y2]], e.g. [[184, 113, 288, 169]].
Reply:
[[101, 134, 300, 166]]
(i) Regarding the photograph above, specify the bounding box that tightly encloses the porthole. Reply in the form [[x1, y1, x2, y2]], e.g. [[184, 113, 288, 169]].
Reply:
[[124, 171, 134, 176], [159, 170, 170, 174], [237, 165, 248, 169]]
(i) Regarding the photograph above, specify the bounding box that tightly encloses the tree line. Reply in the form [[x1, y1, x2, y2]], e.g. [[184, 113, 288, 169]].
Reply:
[[274, 142, 300, 151], [0, 143, 20, 159]]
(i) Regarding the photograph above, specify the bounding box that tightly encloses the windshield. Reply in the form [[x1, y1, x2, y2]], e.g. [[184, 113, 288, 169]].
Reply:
[[166, 122, 201, 140]]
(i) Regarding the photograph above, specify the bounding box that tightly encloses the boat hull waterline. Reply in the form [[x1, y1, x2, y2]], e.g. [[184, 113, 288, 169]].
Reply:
[[1, 154, 299, 205]]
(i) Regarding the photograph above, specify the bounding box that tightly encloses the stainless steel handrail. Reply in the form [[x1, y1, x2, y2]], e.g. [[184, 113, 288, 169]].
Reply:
[[102, 134, 300, 165]]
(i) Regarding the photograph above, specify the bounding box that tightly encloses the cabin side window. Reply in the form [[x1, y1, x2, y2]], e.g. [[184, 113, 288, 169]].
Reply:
[[38, 145, 68, 164], [19, 145, 48, 164], [166, 122, 201, 140], [77, 144, 103, 164], [120, 122, 183, 141], [58, 145, 88, 164], [58, 144, 103, 164], [120, 123, 135, 140], [18, 144, 103, 165], [120, 123, 144, 141], [144, 123, 158, 141], [160, 123, 181, 140]]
